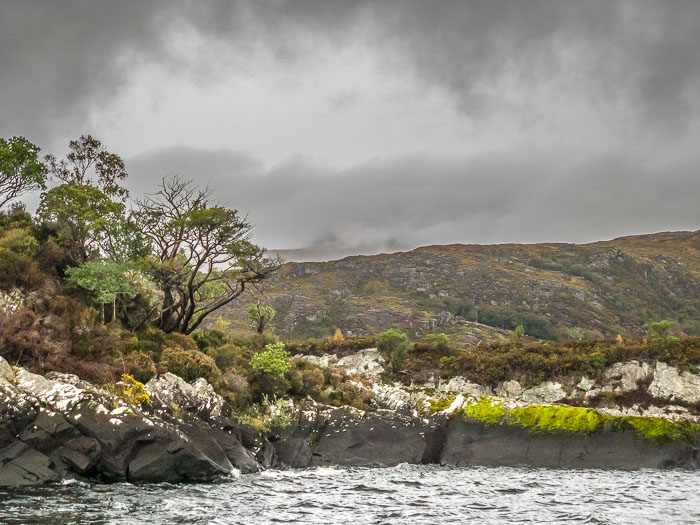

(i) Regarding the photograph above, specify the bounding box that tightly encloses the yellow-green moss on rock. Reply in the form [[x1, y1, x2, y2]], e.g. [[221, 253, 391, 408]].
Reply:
[[451, 396, 700, 445], [456, 396, 506, 425], [426, 396, 455, 413], [509, 405, 606, 433], [623, 416, 700, 445]]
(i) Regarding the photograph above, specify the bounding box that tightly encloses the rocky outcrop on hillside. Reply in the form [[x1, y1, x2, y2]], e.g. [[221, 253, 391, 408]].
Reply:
[[0, 358, 267, 486], [223, 231, 700, 341]]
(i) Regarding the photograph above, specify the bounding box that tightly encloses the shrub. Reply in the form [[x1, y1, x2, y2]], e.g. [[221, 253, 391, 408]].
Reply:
[[250, 342, 290, 377], [425, 332, 450, 350], [192, 328, 226, 351], [207, 343, 252, 372], [0, 227, 42, 288], [162, 346, 221, 384], [119, 373, 150, 405], [377, 328, 411, 372], [235, 395, 294, 433], [122, 351, 157, 383], [221, 369, 250, 408], [287, 360, 325, 398], [164, 332, 199, 351]]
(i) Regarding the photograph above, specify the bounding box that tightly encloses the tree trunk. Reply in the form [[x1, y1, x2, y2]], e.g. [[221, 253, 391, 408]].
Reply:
[[100, 303, 105, 325]]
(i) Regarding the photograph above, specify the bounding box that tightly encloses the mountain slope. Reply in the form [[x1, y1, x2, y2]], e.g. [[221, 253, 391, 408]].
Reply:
[[223, 230, 700, 343]]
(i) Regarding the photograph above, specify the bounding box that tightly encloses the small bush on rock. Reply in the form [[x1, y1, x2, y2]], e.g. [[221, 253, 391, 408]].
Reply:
[[251, 342, 290, 377], [163, 346, 221, 384], [377, 328, 411, 373]]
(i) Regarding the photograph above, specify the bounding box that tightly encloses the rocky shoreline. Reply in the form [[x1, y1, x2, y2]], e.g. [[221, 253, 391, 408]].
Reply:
[[1, 352, 699, 486]]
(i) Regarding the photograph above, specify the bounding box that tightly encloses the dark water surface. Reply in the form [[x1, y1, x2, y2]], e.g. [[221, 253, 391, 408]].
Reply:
[[1, 465, 698, 524]]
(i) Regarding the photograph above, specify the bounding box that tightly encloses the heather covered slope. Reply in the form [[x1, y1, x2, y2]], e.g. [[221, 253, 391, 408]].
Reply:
[[224, 230, 700, 343]]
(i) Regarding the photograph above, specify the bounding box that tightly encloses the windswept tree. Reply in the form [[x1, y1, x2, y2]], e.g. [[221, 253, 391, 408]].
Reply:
[[0, 136, 47, 209], [135, 176, 280, 334], [44, 134, 129, 200]]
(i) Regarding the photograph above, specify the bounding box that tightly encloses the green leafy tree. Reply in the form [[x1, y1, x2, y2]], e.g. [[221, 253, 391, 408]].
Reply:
[[135, 176, 280, 334], [38, 183, 125, 264], [377, 328, 412, 372], [0, 136, 47, 209], [250, 342, 290, 377], [248, 303, 276, 334], [44, 134, 128, 200], [101, 213, 152, 263], [650, 320, 675, 341], [66, 260, 137, 324]]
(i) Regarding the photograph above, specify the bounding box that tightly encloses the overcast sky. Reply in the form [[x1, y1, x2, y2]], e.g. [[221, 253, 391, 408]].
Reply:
[[2, 1, 699, 259]]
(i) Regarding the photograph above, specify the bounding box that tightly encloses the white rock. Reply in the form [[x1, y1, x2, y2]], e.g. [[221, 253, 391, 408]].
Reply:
[[372, 384, 413, 411], [13, 369, 92, 413], [443, 394, 465, 416], [291, 354, 339, 368], [0, 356, 14, 383], [602, 361, 653, 392], [495, 380, 523, 398], [336, 348, 386, 382], [521, 381, 567, 404], [648, 362, 700, 404], [438, 376, 492, 396], [577, 376, 596, 391], [146, 373, 225, 418]]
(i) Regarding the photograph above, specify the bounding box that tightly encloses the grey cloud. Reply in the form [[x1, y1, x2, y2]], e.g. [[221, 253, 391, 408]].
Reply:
[[126, 146, 700, 260], [3, 1, 700, 146]]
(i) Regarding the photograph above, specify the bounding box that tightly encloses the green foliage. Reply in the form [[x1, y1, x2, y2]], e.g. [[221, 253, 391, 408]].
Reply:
[[247, 303, 275, 334], [282, 336, 377, 357], [192, 328, 227, 351], [426, 396, 455, 412], [44, 134, 128, 200], [0, 136, 47, 209], [134, 176, 278, 334], [207, 343, 252, 371], [479, 306, 557, 340], [235, 395, 294, 433], [404, 337, 700, 389], [0, 226, 42, 288], [66, 261, 136, 307], [442, 298, 476, 319], [650, 320, 675, 340], [425, 332, 450, 350], [250, 342, 290, 377], [509, 325, 525, 342], [377, 329, 412, 372], [162, 346, 222, 384], [38, 183, 125, 263]]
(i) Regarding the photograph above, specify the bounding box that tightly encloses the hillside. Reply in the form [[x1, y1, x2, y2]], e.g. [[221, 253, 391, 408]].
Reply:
[[223, 230, 700, 343]]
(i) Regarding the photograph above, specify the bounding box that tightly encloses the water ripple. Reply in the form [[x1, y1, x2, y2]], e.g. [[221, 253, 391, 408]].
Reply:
[[0, 466, 699, 524]]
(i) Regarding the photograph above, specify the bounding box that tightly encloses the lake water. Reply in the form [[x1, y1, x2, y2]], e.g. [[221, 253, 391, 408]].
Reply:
[[1, 465, 698, 524]]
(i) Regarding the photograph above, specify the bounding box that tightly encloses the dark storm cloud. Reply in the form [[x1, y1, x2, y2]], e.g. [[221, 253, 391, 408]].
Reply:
[[126, 147, 700, 259], [3, 0, 700, 144], [2, 1, 700, 254]]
